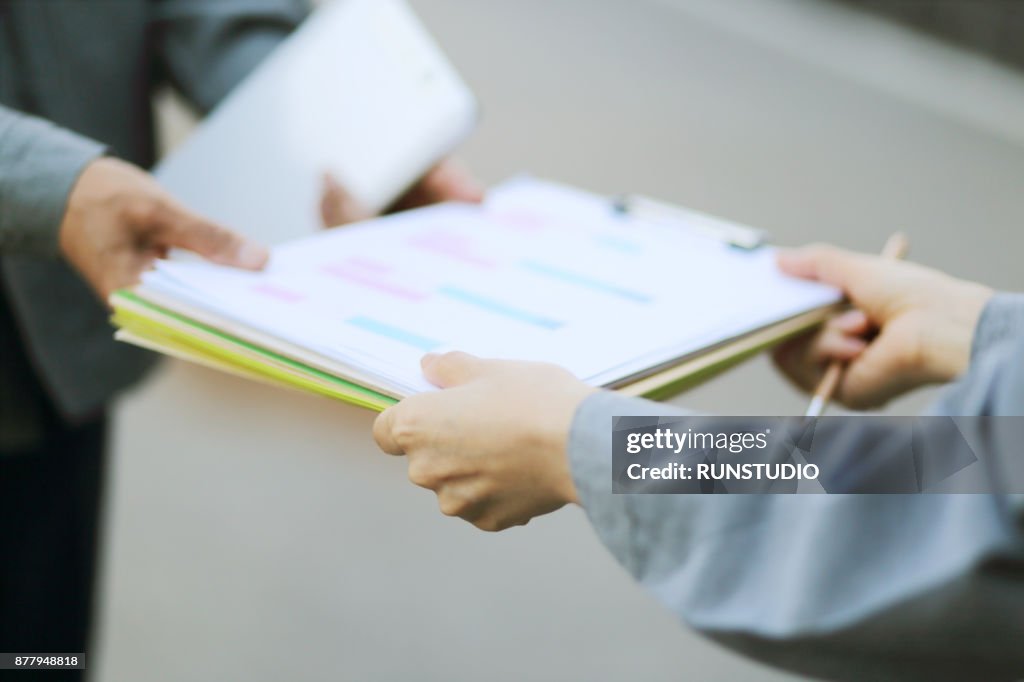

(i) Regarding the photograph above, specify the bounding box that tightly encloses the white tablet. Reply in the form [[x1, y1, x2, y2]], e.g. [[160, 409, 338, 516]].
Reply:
[[156, 0, 479, 244]]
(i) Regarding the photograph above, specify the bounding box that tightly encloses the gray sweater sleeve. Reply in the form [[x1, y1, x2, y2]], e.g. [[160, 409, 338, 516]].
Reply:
[[0, 105, 105, 256], [567, 295, 1024, 681]]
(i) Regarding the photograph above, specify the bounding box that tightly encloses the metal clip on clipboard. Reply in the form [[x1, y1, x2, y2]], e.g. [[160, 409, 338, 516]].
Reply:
[[612, 194, 768, 251]]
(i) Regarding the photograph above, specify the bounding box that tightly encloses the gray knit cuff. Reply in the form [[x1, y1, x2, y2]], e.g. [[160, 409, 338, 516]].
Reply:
[[0, 109, 105, 256]]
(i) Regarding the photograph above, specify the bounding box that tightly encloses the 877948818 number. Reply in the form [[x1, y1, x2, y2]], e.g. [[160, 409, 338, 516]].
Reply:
[[5, 654, 83, 669]]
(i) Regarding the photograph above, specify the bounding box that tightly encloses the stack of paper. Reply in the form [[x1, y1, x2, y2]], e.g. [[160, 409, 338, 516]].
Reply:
[[111, 178, 841, 410]]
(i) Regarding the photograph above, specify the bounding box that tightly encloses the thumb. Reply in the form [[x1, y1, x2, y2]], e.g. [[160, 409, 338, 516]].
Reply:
[[156, 202, 268, 270], [421, 351, 493, 388], [776, 244, 873, 293]]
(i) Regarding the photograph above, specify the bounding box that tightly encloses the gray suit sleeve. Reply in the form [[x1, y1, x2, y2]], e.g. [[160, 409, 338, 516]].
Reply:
[[0, 105, 105, 256], [153, 0, 310, 113], [567, 297, 1024, 680]]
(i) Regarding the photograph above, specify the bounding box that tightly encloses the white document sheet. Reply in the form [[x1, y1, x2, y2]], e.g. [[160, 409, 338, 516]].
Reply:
[[141, 178, 841, 395]]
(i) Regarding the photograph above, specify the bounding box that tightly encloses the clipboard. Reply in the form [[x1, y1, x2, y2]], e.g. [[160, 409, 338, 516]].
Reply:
[[610, 192, 836, 400]]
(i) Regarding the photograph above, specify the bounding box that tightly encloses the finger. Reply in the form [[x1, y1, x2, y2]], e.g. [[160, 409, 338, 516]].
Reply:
[[155, 203, 268, 270], [421, 351, 496, 388], [772, 334, 824, 393], [436, 482, 488, 520], [816, 328, 868, 361], [772, 326, 866, 394], [320, 171, 374, 227], [838, 329, 919, 409], [373, 406, 405, 456], [389, 160, 485, 213], [831, 309, 871, 336], [101, 251, 161, 300], [418, 160, 485, 204]]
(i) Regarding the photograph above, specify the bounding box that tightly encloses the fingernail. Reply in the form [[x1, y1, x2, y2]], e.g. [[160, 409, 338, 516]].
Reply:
[[460, 179, 487, 203], [839, 336, 868, 355], [237, 242, 269, 270], [835, 309, 867, 332], [323, 171, 342, 191]]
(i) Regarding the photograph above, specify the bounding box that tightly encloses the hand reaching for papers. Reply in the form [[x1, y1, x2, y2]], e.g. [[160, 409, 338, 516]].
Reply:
[[373, 352, 594, 531], [319, 159, 485, 227], [59, 157, 269, 301], [773, 244, 993, 409]]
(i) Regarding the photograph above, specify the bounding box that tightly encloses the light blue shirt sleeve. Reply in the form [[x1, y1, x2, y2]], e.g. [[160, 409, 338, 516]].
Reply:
[[969, 292, 1024, 362], [567, 294, 1024, 680]]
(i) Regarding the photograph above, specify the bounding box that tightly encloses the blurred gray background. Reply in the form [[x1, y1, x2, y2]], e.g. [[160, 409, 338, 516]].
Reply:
[[95, 0, 1024, 680]]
